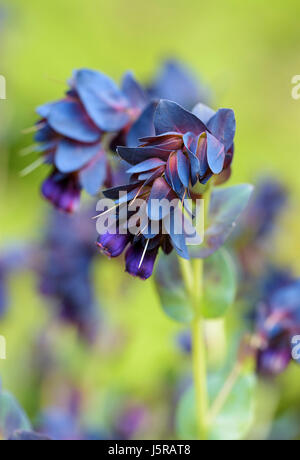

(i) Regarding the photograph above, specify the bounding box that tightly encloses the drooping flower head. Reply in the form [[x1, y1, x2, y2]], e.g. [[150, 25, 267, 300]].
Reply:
[[254, 274, 300, 376], [33, 70, 150, 212], [38, 208, 100, 341], [118, 100, 236, 191], [96, 100, 236, 279], [231, 178, 288, 279]]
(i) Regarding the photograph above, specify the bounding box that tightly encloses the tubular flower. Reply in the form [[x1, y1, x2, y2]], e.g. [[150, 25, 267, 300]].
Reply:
[[117, 99, 236, 193], [254, 277, 300, 376], [33, 69, 150, 212], [96, 100, 236, 279]]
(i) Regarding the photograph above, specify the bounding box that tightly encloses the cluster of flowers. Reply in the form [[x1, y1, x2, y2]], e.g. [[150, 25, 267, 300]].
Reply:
[[33, 60, 209, 213], [33, 61, 236, 280]]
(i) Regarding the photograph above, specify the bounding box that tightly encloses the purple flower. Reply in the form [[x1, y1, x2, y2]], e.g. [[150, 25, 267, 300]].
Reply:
[[38, 209, 100, 341], [34, 69, 150, 212], [237, 178, 288, 243], [255, 278, 300, 376], [114, 405, 148, 440], [96, 100, 236, 279], [231, 178, 288, 279], [148, 59, 211, 110], [118, 99, 236, 191]]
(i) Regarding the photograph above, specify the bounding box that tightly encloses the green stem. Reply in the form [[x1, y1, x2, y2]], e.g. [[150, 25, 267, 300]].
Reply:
[[179, 257, 208, 440], [191, 258, 208, 440], [177, 186, 212, 440]]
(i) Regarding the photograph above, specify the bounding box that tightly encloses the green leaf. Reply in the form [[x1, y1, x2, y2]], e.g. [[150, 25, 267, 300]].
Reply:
[[190, 183, 254, 259], [202, 248, 237, 318], [154, 253, 194, 323], [158, 286, 194, 323], [176, 371, 256, 440], [0, 391, 31, 440]]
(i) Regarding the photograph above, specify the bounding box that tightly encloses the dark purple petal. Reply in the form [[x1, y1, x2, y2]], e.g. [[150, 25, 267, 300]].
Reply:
[[207, 108, 236, 152], [121, 72, 148, 110], [195, 133, 209, 177], [192, 103, 216, 124], [148, 177, 175, 220], [48, 100, 101, 143], [79, 152, 108, 195], [140, 133, 183, 150], [257, 348, 291, 376], [126, 158, 166, 174], [165, 153, 183, 195], [126, 102, 157, 148], [55, 139, 101, 173], [182, 132, 200, 185], [177, 150, 190, 189], [154, 100, 207, 136], [164, 209, 189, 260], [206, 132, 225, 174], [97, 233, 130, 258], [103, 181, 142, 200], [34, 124, 57, 143], [41, 172, 81, 213], [125, 243, 159, 280], [117, 146, 170, 165], [74, 69, 129, 131]]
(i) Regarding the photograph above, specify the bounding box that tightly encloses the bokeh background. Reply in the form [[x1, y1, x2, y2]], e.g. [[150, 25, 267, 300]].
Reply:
[[1, 0, 300, 440]]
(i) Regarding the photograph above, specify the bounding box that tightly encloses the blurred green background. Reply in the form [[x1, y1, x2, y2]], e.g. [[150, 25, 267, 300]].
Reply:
[[1, 0, 300, 439]]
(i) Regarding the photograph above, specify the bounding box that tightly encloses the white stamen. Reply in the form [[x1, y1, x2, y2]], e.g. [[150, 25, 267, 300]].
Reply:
[[20, 157, 44, 177], [22, 122, 46, 134], [92, 203, 119, 220], [19, 144, 39, 156], [138, 239, 150, 269]]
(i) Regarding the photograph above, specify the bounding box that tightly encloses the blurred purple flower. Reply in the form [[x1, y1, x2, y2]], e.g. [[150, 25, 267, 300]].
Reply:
[[38, 208, 100, 341], [231, 178, 288, 280], [255, 277, 300, 376], [148, 59, 211, 110], [237, 178, 287, 244], [0, 246, 32, 318], [114, 405, 148, 440]]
